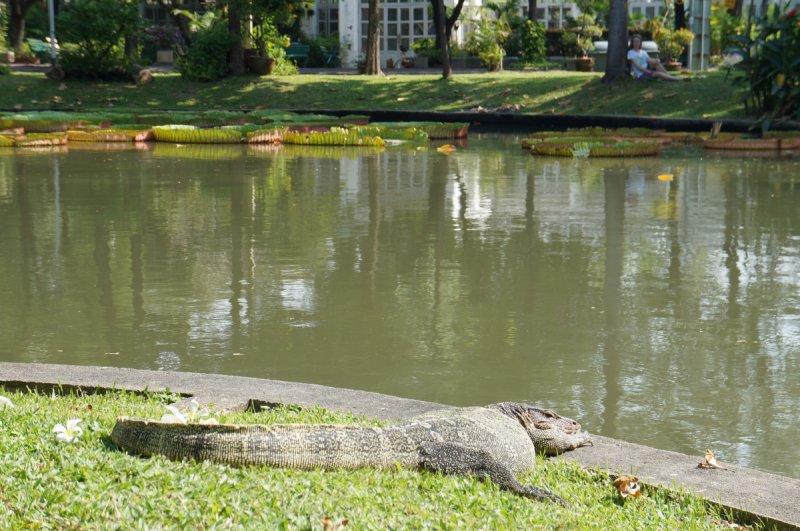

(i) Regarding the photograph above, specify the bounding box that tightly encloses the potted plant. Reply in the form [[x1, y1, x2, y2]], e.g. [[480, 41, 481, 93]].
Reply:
[[249, 18, 287, 75], [466, 17, 509, 72], [564, 0, 602, 72], [145, 25, 181, 63], [653, 27, 694, 71]]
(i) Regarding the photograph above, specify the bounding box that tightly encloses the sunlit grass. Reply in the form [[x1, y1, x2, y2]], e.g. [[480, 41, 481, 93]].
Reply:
[[0, 70, 745, 120], [0, 385, 736, 529]]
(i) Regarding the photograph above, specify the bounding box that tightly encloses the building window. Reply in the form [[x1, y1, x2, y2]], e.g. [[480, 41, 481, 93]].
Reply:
[[362, 2, 434, 52], [645, 6, 656, 18], [318, 0, 339, 36]]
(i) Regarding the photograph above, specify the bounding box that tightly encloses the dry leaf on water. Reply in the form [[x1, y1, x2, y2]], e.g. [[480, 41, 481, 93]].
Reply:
[[321, 517, 349, 531], [613, 475, 642, 498], [658, 174, 674, 181], [698, 449, 728, 469], [437, 144, 457, 155]]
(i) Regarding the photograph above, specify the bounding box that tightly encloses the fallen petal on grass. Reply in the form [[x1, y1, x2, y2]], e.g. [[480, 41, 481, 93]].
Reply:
[[52, 418, 83, 442]]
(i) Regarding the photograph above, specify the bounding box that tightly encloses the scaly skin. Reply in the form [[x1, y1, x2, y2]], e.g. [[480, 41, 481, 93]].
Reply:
[[111, 402, 592, 506]]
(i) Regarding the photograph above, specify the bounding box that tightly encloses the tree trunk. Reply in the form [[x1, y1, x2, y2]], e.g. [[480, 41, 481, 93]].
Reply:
[[675, 0, 686, 30], [528, 0, 538, 22], [433, 0, 451, 79], [9, 0, 40, 50], [430, 0, 465, 47], [364, 0, 382, 75], [125, 36, 139, 60], [229, 5, 244, 74], [445, 0, 466, 42], [603, 0, 629, 84]]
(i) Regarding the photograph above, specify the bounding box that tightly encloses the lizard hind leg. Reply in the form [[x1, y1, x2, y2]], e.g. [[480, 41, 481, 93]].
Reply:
[[415, 441, 570, 507]]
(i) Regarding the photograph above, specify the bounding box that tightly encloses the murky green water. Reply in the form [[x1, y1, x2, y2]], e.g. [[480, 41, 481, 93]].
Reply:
[[2, 137, 800, 479]]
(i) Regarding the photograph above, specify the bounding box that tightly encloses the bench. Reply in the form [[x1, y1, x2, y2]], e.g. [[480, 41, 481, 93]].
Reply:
[[27, 39, 55, 62], [320, 45, 340, 67], [284, 44, 310, 67]]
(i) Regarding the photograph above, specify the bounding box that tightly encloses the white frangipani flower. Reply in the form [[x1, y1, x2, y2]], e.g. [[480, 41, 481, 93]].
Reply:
[[184, 399, 209, 422], [52, 419, 83, 443], [160, 405, 187, 424], [0, 395, 13, 408]]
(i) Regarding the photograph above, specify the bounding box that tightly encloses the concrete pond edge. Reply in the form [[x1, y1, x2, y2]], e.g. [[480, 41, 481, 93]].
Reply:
[[1, 362, 797, 530], [2, 107, 799, 134]]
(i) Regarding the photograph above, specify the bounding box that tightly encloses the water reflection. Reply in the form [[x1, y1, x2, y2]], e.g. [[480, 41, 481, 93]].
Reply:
[[1, 138, 800, 479]]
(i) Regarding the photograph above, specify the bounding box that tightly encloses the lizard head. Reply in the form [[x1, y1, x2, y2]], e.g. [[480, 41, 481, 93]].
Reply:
[[486, 402, 582, 434]]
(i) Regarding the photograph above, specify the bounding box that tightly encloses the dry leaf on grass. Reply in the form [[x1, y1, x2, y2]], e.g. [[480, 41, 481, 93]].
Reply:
[[602, 95, 612, 100], [588, 87, 598, 92], [636, 110, 644, 116], [52, 96, 64, 104], [698, 449, 728, 469], [321, 517, 349, 531], [13, 104, 23, 110], [501, 87, 511, 95], [57, 83, 67, 91], [584, 79, 592, 85], [663, 92, 678, 99], [437, 144, 457, 154], [489, 81, 499, 85], [240, 104, 248, 110], [642, 93, 654, 101], [613, 475, 642, 498], [558, 100, 571, 106], [254, 105, 267, 110]]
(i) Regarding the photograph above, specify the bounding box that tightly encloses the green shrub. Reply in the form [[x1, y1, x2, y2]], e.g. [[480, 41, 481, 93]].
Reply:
[[710, 6, 746, 56], [505, 20, 546, 63], [273, 55, 298, 75], [412, 37, 441, 64], [56, 0, 139, 78], [730, 7, 800, 129], [177, 23, 234, 82]]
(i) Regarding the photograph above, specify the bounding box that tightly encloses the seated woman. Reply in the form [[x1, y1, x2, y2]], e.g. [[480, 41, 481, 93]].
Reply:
[[627, 34, 690, 82]]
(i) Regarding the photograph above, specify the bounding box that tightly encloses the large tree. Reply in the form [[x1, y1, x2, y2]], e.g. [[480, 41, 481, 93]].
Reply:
[[603, 0, 629, 84], [430, 0, 452, 78], [8, 0, 41, 50], [363, 0, 382, 75], [228, 2, 244, 74], [528, 0, 537, 22]]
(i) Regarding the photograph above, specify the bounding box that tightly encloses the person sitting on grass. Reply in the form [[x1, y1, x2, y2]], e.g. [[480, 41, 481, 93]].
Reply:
[[627, 34, 690, 82]]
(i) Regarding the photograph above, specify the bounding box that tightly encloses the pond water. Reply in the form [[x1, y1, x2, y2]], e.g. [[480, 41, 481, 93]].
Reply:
[[2, 136, 800, 480]]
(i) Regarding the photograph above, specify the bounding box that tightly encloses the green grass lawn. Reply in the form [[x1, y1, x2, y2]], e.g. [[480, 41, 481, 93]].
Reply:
[[0, 386, 740, 530], [0, 70, 746, 120]]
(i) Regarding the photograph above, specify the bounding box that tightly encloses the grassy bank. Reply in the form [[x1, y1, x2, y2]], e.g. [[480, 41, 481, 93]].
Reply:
[[0, 70, 746, 120], [0, 386, 738, 530]]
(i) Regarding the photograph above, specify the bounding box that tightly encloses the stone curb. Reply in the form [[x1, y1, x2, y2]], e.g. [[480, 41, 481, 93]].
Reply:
[[1, 362, 798, 530], [2, 107, 799, 134]]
